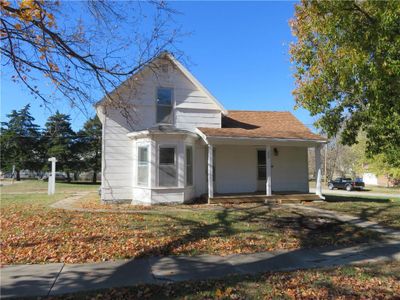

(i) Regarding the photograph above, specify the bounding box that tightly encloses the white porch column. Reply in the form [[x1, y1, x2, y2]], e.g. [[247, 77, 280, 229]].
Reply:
[[207, 144, 214, 202], [315, 145, 323, 198], [48, 157, 57, 195], [266, 146, 272, 196]]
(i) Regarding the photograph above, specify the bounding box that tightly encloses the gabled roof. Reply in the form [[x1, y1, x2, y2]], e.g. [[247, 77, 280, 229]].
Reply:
[[198, 110, 326, 142], [96, 52, 227, 114]]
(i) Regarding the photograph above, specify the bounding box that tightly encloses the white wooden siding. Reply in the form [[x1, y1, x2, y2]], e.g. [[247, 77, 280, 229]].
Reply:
[[271, 147, 309, 192], [97, 57, 225, 202], [214, 145, 309, 194]]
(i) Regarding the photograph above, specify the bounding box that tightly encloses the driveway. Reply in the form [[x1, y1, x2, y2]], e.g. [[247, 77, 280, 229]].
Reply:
[[310, 188, 400, 199]]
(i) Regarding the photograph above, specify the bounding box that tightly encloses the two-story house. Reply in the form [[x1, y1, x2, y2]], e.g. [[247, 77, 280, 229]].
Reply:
[[96, 52, 326, 205]]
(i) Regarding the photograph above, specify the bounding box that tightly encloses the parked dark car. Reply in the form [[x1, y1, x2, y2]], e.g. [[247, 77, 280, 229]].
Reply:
[[41, 173, 71, 182], [328, 177, 365, 191]]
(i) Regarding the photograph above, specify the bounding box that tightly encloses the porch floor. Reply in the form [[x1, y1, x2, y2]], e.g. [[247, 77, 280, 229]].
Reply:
[[209, 192, 321, 204]]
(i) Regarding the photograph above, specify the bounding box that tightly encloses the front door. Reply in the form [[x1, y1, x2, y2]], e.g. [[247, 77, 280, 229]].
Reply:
[[257, 150, 266, 191]]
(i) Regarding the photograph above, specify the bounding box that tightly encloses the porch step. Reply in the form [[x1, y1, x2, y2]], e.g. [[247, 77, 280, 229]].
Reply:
[[210, 196, 266, 204], [210, 193, 321, 205]]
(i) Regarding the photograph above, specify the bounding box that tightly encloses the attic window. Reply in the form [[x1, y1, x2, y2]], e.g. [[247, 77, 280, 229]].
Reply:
[[156, 87, 173, 124]]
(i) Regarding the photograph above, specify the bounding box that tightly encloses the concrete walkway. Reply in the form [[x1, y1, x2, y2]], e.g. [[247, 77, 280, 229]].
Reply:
[[284, 204, 400, 240], [310, 187, 400, 198], [49, 191, 92, 210], [2, 241, 400, 299]]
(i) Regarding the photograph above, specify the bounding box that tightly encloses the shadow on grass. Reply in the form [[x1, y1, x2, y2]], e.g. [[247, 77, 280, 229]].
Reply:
[[67, 181, 101, 186], [324, 195, 392, 203]]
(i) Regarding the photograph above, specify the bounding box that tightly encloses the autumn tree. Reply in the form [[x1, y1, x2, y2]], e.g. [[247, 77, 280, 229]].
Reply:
[[75, 116, 102, 183], [290, 0, 400, 167], [0, 104, 42, 180], [1, 0, 182, 114], [43, 111, 76, 179]]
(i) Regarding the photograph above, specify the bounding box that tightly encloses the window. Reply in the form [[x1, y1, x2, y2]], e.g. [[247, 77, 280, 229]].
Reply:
[[159, 147, 177, 186], [137, 146, 149, 186], [186, 146, 193, 186], [156, 87, 173, 124], [257, 150, 266, 180]]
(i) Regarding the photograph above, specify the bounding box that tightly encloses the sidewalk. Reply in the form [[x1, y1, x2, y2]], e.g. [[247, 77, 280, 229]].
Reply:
[[2, 241, 400, 299], [310, 187, 400, 199]]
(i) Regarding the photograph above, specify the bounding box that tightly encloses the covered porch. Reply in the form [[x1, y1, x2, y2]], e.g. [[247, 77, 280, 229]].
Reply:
[[200, 137, 325, 204], [196, 110, 327, 204]]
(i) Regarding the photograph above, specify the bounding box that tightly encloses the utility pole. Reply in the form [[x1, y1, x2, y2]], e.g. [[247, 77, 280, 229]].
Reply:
[[324, 144, 328, 186]]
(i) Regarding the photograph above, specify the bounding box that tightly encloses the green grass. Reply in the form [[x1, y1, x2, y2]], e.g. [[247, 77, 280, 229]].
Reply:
[[48, 261, 400, 299], [312, 195, 400, 230], [0, 180, 99, 208]]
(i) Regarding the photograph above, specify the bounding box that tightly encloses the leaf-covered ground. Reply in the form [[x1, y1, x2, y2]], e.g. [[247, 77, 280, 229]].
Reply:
[[0, 181, 384, 264], [311, 195, 400, 230], [51, 261, 400, 299]]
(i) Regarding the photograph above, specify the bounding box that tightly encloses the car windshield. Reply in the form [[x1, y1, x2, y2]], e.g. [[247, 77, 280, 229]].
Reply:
[[343, 178, 352, 182]]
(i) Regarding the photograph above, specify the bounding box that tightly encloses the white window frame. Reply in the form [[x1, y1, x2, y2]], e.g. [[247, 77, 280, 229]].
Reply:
[[156, 87, 174, 125], [185, 145, 194, 187], [157, 145, 178, 187], [137, 144, 150, 187]]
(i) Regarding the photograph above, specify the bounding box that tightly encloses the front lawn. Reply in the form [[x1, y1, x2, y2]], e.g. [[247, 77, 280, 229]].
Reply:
[[311, 195, 400, 230], [52, 261, 400, 299], [0, 181, 385, 265]]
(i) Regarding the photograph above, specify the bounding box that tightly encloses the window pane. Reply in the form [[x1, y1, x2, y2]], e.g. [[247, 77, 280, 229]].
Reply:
[[138, 147, 148, 163], [138, 165, 148, 185], [159, 165, 177, 186], [257, 150, 266, 166], [258, 166, 266, 180], [187, 165, 193, 186], [186, 146, 193, 186], [160, 148, 175, 164], [157, 106, 173, 124], [137, 146, 149, 186], [157, 88, 172, 105]]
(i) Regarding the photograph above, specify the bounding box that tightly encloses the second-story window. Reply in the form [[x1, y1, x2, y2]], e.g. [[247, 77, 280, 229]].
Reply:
[[156, 87, 173, 124]]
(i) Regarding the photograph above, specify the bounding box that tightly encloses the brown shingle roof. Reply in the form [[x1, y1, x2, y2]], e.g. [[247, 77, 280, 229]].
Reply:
[[198, 110, 325, 141]]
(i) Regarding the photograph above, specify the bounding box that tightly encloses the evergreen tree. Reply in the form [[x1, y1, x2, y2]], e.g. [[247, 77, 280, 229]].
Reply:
[[0, 105, 42, 180], [75, 116, 102, 183], [44, 111, 76, 179]]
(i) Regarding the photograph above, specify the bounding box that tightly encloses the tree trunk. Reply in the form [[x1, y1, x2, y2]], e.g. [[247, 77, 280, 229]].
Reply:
[[92, 171, 97, 183]]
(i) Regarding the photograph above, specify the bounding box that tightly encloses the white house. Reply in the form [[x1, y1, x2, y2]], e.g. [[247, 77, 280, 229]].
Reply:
[[96, 52, 326, 205]]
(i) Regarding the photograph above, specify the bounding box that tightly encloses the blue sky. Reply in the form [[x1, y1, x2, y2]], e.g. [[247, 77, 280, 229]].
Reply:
[[1, 1, 317, 131]]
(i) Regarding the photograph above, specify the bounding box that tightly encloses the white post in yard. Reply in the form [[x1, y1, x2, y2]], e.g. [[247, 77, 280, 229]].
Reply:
[[207, 144, 214, 203], [48, 157, 57, 195], [315, 145, 324, 199], [266, 146, 272, 196]]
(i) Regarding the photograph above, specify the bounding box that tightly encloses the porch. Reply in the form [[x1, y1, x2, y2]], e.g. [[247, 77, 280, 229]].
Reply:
[[202, 140, 326, 204]]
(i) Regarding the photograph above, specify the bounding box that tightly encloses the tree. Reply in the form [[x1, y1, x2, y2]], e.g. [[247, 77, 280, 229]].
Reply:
[[0, 104, 42, 180], [290, 0, 400, 166], [44, 111, 75, 179], [1, 0, 182, 113], [75, 116, 102, 183]]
